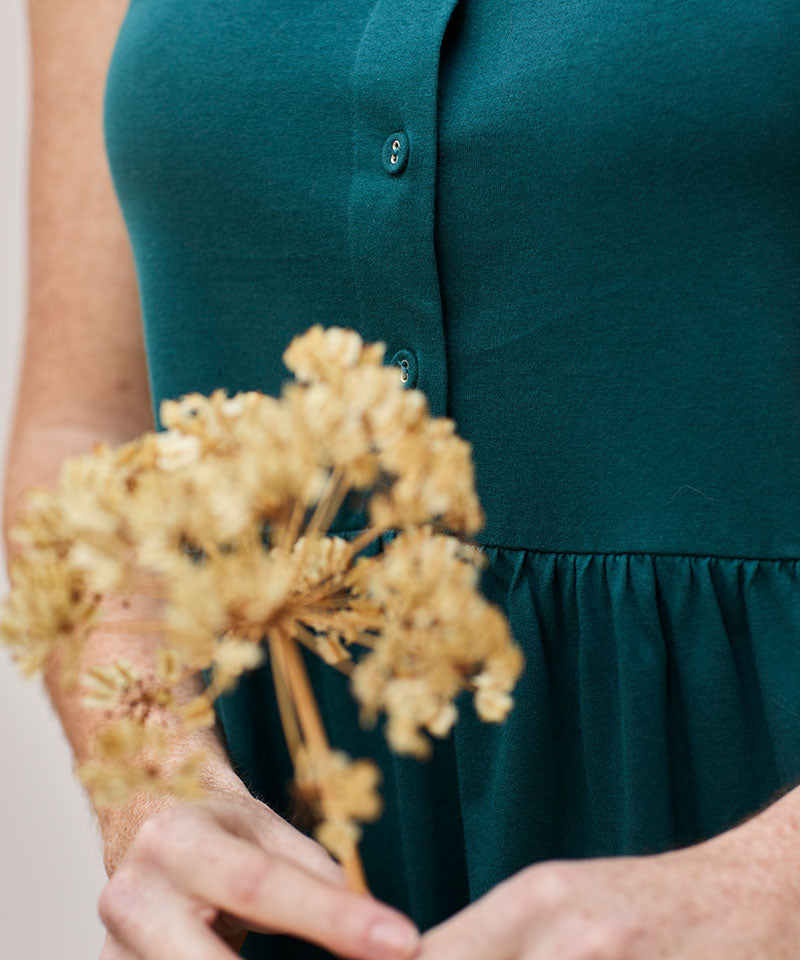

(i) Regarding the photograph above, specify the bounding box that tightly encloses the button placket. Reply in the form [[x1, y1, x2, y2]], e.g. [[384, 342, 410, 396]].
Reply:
[[347, 0, 459, 419]]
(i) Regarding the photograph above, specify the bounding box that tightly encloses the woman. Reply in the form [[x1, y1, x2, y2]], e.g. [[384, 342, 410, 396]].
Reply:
[[6, 0, 800, 957]]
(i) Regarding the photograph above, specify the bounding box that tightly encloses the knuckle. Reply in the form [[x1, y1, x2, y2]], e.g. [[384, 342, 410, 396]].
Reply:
[[132, 804, 205, 862], [520, 861, 573, 909], [97, 867, 141, 930], [132, 810, 173, 858]]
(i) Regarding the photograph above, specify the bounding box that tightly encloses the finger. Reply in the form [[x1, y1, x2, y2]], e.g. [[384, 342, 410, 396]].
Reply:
[[99, 932, 138, 960], [148, 818, 419, 960], [99, 867, 238, 960]]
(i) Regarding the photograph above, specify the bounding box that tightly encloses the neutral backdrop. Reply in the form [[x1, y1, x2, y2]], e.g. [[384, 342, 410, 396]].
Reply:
[[0, 4, 109, 956]]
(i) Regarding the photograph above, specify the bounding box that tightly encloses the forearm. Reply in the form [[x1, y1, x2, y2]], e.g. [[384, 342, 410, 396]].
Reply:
[[41, 590, 248, 875], [3, 420, 248, 875]]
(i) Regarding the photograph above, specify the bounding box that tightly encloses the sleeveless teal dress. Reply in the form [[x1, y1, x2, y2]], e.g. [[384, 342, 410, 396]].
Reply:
[[103, 2, 800, 956]]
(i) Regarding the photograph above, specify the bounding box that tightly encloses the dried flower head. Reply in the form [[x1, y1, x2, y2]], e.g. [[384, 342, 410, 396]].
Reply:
[[0, 323, 523, 890], [294, 746, 383, 864]]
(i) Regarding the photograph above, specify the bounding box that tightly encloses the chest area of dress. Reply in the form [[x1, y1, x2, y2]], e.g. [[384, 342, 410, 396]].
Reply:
[[104, 0, 799, 231]]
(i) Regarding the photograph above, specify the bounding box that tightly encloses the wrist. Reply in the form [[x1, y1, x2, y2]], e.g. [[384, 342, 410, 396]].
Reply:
[[96, 750, 251, 876]]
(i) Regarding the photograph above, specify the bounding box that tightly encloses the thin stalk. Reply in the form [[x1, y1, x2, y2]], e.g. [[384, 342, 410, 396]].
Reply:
[[304, 464, 345, 539], [345, 524, 387, 559], [275, 625, 368, 893], [201, 669, 225, 705], [305, 463, 350, 536], [312, 473, 351, 537], [300, 601, 384, 627], [282, 496, 307, 551], [291, 624, 353, 676], [338, 845, 368, 895], [267, 633, 303, 761], [277, 627, 329, 757]]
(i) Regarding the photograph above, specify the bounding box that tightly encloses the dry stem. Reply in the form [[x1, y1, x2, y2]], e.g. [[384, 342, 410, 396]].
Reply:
[[271, 624, 368, 894], [267, 633, 303, 761], [291, 623, 354, 675], [345, 524, 386, 558], [282, 496, 307, 551], [304, 463, 345, 539]]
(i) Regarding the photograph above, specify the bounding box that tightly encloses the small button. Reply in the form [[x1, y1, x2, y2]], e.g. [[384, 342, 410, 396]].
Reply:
[[388, 348, 418, 389], [382, 131, 410, 175]]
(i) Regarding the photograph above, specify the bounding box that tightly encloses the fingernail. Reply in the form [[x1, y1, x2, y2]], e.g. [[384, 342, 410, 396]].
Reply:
[[369, 920, 420, 958]]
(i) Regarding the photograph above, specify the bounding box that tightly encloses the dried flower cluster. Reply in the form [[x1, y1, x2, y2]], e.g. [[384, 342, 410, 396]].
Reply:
[[0, 324, 523, 891]]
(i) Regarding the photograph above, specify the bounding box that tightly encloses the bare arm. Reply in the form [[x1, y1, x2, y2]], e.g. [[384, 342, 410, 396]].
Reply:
[[4, 0, 246, 876]]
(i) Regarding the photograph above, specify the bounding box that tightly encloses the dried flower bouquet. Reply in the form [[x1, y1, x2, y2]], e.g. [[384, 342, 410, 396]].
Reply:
[[0, 324, 524, 893]]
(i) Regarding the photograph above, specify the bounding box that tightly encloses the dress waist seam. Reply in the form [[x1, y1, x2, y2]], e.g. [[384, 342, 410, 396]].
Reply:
[[329, 526, 800, 564], [473, 543, 800, 564]]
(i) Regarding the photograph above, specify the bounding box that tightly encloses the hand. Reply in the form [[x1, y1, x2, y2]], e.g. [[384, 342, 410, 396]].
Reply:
[[416, 823, 800, 959], [96, 789, 420, 960]]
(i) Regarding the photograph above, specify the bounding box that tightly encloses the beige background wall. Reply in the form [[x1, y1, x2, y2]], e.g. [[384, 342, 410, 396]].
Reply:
[[0, 4, 108, 956]]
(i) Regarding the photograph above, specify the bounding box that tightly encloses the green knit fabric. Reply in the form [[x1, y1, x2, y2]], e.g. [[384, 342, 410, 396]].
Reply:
[[103, 2, 800, 956]]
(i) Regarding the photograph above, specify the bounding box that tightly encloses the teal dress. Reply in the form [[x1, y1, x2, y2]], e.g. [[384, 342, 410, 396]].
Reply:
[[103, 2, 800, 955]]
